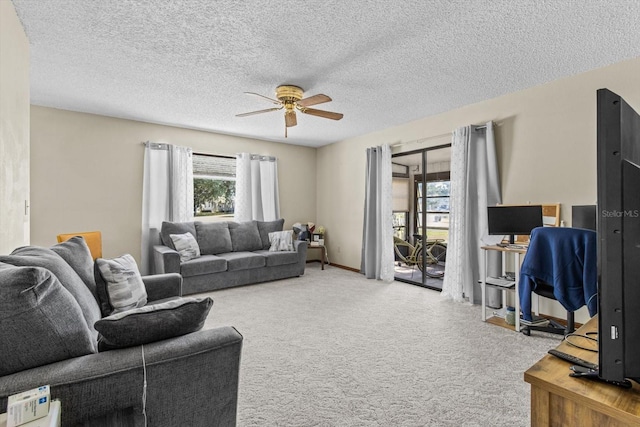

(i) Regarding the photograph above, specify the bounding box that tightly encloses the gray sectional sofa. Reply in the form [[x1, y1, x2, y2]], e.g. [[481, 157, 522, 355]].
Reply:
[[153, 219, 308, 295], [0, 237, 242, 426]]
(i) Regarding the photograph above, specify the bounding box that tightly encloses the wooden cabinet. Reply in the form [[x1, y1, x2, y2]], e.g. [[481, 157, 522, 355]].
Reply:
[[524, 316, 640, 426]]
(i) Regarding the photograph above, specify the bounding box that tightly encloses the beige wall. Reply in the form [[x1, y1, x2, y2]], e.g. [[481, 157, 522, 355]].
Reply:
[[319, 57, 640, 269], [0, 0, 30, 254], [318, 57, 640, 321], [30, 107, 317, 261]]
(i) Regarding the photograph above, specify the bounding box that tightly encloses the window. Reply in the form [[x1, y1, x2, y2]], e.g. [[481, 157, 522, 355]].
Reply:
[[415, 171, 450, 241], [192, 154, 235, 222]]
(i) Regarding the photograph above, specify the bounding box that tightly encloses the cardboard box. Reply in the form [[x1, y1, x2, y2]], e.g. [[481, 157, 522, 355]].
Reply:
[[5, 386, 50, 427]]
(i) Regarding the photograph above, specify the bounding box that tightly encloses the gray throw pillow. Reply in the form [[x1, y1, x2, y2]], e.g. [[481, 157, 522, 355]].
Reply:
[[0, 246, 101, 348], [228, 221, 263, 252], [50, 236, 98, 301], [94, 297, 213, 351], [160, 221, 197, 250], [257, 219, 285, 249], [0, 263, 96, 376], [170, 232, 200, 262], [194, 222, 233, 254], [95, 254, 148, 314]]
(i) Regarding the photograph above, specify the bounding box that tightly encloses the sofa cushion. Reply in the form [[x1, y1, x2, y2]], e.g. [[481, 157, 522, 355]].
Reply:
[[255, 250, 299, 267], [50, 236, 98, 301], [217, 252, 266, 271], [94, 297, 213, 351], [228, 221, 263, 252], [160, 221, 197, 250], [180, 255, 227, 277], [268, 230, 294, 252], [170, 232, 201, 262], [95, 254, 148, 314], [195, 222, 233, 255], [257, 219, 285, 249], [0, 246, 101, 348], [0, 263, 96, 375]]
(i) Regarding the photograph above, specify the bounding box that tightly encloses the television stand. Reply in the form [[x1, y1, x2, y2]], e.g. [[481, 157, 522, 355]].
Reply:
[[524, 315, 640, 426]]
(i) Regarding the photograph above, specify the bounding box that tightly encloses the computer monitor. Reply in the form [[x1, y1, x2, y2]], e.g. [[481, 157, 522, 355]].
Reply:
[[487, 205, 543, 244], [571, 205, 596, 231]]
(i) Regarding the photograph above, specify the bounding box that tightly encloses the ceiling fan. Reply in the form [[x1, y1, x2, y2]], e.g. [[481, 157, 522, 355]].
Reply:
[[236, 85, 344, 137]]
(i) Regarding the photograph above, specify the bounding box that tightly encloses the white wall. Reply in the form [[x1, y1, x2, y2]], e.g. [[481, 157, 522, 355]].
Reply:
[[30, 107, 317, 262], [0, 0, 30, 254], [317, 57, 640, 321]]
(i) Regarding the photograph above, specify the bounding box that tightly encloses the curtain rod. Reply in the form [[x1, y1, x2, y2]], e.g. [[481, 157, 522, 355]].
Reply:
[[390, 132, 451, 148], [142, 141, 168, 149], [390, 122, 496, 148]]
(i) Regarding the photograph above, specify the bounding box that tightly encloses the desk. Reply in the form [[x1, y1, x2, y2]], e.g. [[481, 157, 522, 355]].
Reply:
[[524, 316, 640, 426], [480, 245, 527, 332], [307, 244, 328, 270]]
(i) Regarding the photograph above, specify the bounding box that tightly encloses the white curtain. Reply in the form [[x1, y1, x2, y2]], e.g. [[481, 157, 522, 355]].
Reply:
[[141, 142, 194, 274], [441, 122, 501, 303], [361, 144, 394, 282], [235, 153, 280, 222]]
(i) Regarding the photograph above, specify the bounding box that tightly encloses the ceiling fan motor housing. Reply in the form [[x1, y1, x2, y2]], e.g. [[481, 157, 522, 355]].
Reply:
[[276, 85, 303, 102]]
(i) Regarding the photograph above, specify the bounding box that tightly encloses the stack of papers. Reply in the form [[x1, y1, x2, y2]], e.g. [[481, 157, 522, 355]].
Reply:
[[520, 315, 550, 326]]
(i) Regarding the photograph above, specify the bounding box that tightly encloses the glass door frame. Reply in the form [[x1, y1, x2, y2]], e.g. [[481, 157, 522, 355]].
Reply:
[[392, 143, 450, 290]]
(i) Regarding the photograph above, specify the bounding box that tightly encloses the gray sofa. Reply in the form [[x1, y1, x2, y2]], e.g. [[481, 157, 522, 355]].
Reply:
[[0, 238, 242, 426], [153, 219, 308, 295]]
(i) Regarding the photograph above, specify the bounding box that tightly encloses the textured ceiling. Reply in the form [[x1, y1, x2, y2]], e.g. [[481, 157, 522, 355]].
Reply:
[[11, 0, 640, 147]]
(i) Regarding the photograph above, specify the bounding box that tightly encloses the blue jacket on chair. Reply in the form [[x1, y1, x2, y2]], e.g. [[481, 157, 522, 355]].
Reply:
[[518, 227, 597, 321]]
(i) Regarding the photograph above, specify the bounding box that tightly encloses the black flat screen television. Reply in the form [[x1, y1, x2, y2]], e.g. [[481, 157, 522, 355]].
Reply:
[[597, 88, 640, 384], [487, 205, 543, 244]]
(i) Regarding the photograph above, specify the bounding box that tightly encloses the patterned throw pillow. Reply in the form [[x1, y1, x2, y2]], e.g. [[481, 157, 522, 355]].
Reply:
[[257, 219, 285, 249], [268, 230, 294, 252], [95, 254, 147, 314], [170, 232, 201, 262]]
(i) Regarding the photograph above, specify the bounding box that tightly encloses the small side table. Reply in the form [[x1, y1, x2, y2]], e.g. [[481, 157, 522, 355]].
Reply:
[[308, 244, 328, 270]]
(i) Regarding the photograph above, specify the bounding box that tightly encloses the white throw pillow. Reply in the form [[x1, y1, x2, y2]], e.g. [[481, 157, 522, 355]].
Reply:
[[268, 230, 294, 252], [96, 254, 147, 314], [170, 232, 201, 262]]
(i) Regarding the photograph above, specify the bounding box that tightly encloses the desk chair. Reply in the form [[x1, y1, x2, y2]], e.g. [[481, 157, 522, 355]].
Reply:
[[518, 227, 597, 337], [521, 281, 576, 336], [56, 231, 102, 260]]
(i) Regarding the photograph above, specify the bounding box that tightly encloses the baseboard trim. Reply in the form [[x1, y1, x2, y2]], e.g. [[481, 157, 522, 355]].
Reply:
[[306, 260, 360, 273], [328, 263, 360, 273]]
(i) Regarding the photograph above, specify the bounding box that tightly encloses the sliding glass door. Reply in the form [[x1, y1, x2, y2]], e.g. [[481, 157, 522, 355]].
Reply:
[[392, 145, 451, 290]]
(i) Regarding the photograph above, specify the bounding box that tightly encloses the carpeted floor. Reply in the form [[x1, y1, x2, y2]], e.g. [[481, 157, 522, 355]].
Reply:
[[203, 264, 561, 426]]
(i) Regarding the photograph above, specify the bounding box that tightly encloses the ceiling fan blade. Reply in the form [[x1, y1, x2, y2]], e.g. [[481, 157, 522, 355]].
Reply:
[[236, 107, 282, 117], [244, 92, 281, 105], [301, 108, 344, 120], [285, 111, 297, 127], [297, 94, 331, 107]]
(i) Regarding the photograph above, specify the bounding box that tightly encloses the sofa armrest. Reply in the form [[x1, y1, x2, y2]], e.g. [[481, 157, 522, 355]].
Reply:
[[153, 245, 181, 275], [142, 273, 183, 301], [294, 239, 308, 255], [294, 240, 308, 275], [0, 327, 243, 427]]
